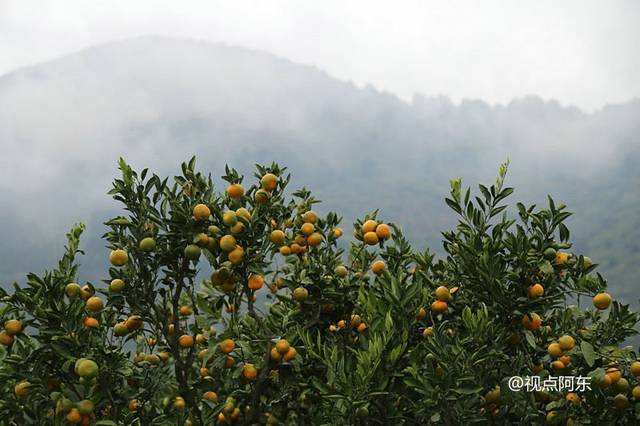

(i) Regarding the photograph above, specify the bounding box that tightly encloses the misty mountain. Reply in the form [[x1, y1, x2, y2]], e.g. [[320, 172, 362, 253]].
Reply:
[[0, 36, 638, 304]]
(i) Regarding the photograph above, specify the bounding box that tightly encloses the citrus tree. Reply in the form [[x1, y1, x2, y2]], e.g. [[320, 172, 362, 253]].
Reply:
[[0, 157, 638, 425]]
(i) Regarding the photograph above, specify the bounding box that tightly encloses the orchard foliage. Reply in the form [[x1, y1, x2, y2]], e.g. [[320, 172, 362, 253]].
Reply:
[[1, 157, 639, 425]]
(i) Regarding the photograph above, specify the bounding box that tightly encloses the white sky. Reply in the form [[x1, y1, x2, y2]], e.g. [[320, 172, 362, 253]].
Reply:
[[0, 0, 638, 111]]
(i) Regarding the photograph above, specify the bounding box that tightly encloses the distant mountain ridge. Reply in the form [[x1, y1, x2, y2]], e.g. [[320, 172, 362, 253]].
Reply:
[[0, 36, 638, 305]]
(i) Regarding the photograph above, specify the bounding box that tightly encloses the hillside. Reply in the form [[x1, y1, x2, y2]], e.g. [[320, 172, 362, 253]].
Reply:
[[0, 36, 638, 303]]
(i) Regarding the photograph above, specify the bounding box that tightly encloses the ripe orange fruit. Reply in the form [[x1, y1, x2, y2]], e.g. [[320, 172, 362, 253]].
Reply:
[[283, 346, 297, 361], [224, 356, 236, 368], [290, 243, 304, 254], [125, 315, 143, 331], [216, 234, 236, 252], [302, 211, 318, 224], [179, 305, 193, 316], [350, 314, 362, 327], [4, 319, 22, 335], [434, 286, 451, 301], [527, 283, 544, 299], [270, 230, 286, 246], [371, 260, 386, 275], [255, 189, 271, 204], [220, 339, 235, 354], [361, 220, 378, 234], [83, 317, 99, 328], [300, 223, 315, 236], [363, 232, 379, 245], [114, 322, 128, 336], [555, 252, 570, 266], [279, 245, 292, 256], [423, 327, 434, 337], [203, 391, 218, 402], [261, 173, 278, 191], [178, 335, 194, 348], [307, 232, 323, 247], [333, 227, 343, 238], [431, 300, 448, 314], [128, 399, 140, 412], [559, 355, 571, 366], [522, 313, 542, 331], [0, 331, 14, 346], [174, 396, 186, 410], [109, 249, 128, 266], [196, 233, 210, 247], [632, 385, 640, 399], [606, 367, 622, 384], [357, 323, 368, 333], [242, 363, 258, 380], [228, 246, 245, 264], [14, 381, 30, 397], [236, 207, 251, 220], [566, 392, 580, 404], [276, 339, 290, 355], [547, 342, 563, 358], [67, 408, 82, 423], [80, 285, 93, 301], [85, 296, 104, 313], [293, 287, 309, 302], [192, 204, 211, 220], [593, 292, 612, 310], [248, 275, 264, 290], [416, 307, 427, 321], [375, 223, 391, 240], [222, 211, 238, 227], [551, 360, 565, 371], [631, 361, 640, 376], [226, 183, 245, 199], [270, 347, 282, 362], [337, 320, 346, 328], [558, 335, 575, 351]]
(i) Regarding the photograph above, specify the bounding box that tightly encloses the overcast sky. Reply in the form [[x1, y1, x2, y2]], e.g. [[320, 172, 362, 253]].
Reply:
[[0, 0, 638, 111]]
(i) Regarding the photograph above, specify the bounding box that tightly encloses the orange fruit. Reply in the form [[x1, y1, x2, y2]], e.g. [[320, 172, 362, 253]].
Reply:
[[192, 204, 211, 220], [593, 292, 612, 310], [228, 246, 244, 264], [179, 305, 193, 316], [196, 233, 210, 247], [66, 408, 82, 423], [333, 227, 343, 238], [276, 339, 290, 355], [203, 391, 218, 402], [109, 278, 125, 292], [109, 249, 128, 266], [434, 286, 451, 301], [242, 363, 258, 380], [361, 220, 378, 234], [261, 173, 278, 191], [527, 283, 544, 299], [14, 381, 30, 397], [606, 367, 622, 384], [270, 230, 286, 246], [125, 315, 142, 331], [255, 189, 271, 204], [226, 183, 245, 199], [551, 360, 565, 371], [293, 287, 309, 302], [337, 320, 346, 328], [300, 223, 315, 236], [350, 314, 362, 327], [547, 342, 563, 358], [522, 313, 542, 331], [248, 275, 264, 290], [4, 319, 22, 335], [363, 232, 379, 245], [558, 335, 575, 351], [270, 347, 282, 362], [224, 356, 235, 368], [222, 211, 238, 227], [375, 223, 391, 240], [85, 296, 104, 313], [65, 282, 82, 298], [178, 335, 194, 348], [307, 233, 323, 247], [139, 237, 156, 252], [423, 327, 434, 337], [632, 385, 640, 399], [371, 260, 386, 275], [416, 307, 427, 321], [613, 393, 628, 409], [75, 359, 99, 379], [630, 361, 640, 376], [220, 339, 235, 354], [279, 245, 292, 256], [128, 400, 140, 412], [566, 392, 580, 404], [0, 331, 15, 346], [431, 300, 448, 314], [559, 355, 571, 366], [174, 396, 186, 410], [283, 346, 297, 361], [555, 252, 570, 266], [357, 323, 368, 333], [302, 211, 318, 224], [83, 317, 99, 328]]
